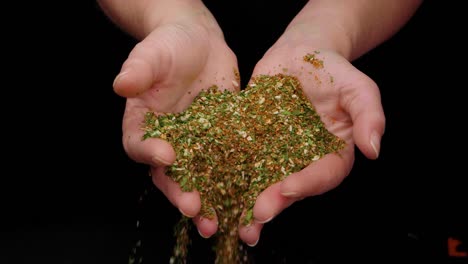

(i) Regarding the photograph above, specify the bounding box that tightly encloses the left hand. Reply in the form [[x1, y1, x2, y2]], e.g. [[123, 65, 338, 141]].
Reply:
[[238, 44, 385, 246]]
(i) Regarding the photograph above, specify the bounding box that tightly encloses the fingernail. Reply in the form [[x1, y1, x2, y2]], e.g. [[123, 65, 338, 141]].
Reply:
[[179, 208, 195, 218], [370, 132, 381, 158], [281, 191, 299, 198], [198, 228, 210, 239], [151, 155, 171, 166], [255, 216, 274, 224], [113, 71, 129, 87], [247, 238, 259, 247]]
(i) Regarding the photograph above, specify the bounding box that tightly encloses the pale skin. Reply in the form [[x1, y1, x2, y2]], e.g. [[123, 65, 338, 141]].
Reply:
[[98, 0, 422, 247]]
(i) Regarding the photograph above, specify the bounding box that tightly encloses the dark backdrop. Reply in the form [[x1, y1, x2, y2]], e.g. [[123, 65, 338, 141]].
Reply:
[[2, 1, 466, 263]]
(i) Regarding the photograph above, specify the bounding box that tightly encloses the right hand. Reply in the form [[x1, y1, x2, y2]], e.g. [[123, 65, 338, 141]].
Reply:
[[113, 15, 239, 239]]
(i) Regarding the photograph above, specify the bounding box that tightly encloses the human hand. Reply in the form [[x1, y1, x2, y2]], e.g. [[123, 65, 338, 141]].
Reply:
[[113, 12, 239, 239], [238, 45, 385, 246]]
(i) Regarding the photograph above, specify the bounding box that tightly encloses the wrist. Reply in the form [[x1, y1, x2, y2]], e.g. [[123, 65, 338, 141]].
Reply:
[[272, 19, 353, 61], [142, 1, 224, 40]]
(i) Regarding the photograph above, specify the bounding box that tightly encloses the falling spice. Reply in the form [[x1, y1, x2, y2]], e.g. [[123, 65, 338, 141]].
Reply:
[[142, 73, 345, 263]]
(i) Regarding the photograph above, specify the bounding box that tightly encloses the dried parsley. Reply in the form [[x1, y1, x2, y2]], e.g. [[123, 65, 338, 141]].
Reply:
[[143, 73, 345, 264]]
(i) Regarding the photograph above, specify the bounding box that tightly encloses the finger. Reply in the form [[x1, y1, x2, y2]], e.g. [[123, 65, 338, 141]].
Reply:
[[280, 150, 354, 198], [151, 166, 201, 218], [113, 22, 241, 102], [193, 214, 218, 239], [238, 219, 263, 247], [112, 24, 217, 98], [252, 182, 296, 224], [341, 75, 385, 159], [122, 103, 176, 166]]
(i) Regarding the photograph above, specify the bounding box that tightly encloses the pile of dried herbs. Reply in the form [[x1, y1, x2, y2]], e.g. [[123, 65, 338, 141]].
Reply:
[[142, 72, 345, 263]]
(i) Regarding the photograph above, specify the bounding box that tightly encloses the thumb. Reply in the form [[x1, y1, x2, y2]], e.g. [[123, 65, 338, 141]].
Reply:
[[112, 27, 173, 98], [113, 25, 207, 97], [341, 73, 385, 159]]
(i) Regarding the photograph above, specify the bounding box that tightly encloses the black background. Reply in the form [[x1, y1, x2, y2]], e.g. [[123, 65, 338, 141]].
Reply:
[[2, 1, 467, 263]]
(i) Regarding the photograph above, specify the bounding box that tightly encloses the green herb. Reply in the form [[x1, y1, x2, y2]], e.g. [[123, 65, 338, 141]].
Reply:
[[142, 73, 345, 263]]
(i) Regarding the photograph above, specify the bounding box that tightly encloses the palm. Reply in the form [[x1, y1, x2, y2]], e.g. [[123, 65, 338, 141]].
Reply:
[[239, 47, 384, 245], [253, 48, 369, 178], [124, 23, 239, 122]]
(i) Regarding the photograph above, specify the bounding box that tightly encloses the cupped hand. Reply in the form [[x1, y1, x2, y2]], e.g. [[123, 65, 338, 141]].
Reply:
[[238, 45, 385, 246], [113, 18, 239, 239]]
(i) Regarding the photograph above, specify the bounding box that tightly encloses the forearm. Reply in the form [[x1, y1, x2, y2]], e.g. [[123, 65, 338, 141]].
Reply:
[[276, 0, 423, 61], [97, 0, 222, 39]]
